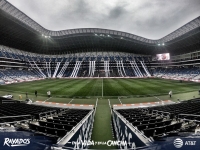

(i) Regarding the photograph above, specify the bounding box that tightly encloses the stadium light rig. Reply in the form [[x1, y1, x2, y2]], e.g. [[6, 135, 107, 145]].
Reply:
[[95, 33, 111, 38], [157, 43, 165, 46], [42, 34, 51, 39]]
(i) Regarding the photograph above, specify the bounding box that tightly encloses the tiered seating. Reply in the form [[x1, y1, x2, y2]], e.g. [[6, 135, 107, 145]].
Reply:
[[1, 46, 152, 78], [0, 115, 32, 124], [29, 123, 66, 138], [0, 103, 60, 119], [63, 69, 73, 77], [117, 108, 182, 139], [142, 122, 182, 138], [0, 79, 4, 85], [148, 100, 200, 116], [0, 99, 33, 123], [153, 67, 200, 80], [0, 98, 92, 142], [0, 70, 14, 83], [125, 68, 134, 76], [0, 69, 41, 83], [29, 109, 90, 138], [115, 100, 200, 139]]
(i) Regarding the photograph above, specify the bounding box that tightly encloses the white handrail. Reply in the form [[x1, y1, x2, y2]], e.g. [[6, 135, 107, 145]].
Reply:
[[33, 61, 46, 78], [53, 62, 61, 78], [121, 60, 127, 76]]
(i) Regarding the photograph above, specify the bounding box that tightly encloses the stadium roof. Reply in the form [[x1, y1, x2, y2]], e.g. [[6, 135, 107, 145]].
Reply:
[[7, 0, 200, 40], [0, 0, 200, 55]]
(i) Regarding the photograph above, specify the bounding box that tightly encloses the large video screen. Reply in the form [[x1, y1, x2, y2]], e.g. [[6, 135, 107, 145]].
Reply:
[[156, 53, 170, 60]]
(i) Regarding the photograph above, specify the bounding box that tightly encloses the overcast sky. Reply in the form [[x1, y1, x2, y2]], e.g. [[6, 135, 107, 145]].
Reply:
[[7, 0, 200, 39]]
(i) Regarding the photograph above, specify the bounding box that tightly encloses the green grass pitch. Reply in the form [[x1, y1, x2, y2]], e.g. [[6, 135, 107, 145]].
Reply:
[[0, 78, 199, 98]]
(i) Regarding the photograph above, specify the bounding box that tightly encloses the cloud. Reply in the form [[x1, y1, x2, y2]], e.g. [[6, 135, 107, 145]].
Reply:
[[7, 0, 200, 39]]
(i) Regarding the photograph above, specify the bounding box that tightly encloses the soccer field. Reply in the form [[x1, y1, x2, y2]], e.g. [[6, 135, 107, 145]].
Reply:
[[0, 78, 200, 149], [0, 78, 199, 98]]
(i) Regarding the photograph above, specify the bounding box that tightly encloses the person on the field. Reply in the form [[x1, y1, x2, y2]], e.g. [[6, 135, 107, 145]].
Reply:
[[199, 89, 200, 95], [47, 91, 51, 98], [35, 90, 37, 97], [169, 91, 172, 98]]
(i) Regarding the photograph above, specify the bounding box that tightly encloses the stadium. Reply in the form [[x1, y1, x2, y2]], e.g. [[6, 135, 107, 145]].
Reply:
[[0, 0, 200, 149]]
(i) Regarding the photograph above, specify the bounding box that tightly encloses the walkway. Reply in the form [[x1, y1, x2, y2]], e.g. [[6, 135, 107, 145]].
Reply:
[[90, 98, 117, 149]]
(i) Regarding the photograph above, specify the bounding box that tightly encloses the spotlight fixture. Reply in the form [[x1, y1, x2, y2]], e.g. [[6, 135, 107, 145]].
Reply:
[[42, 35, 51, 38]]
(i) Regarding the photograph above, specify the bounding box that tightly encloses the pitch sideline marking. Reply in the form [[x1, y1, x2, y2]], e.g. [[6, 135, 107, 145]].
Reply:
[[108, 99, 112, 114], [68, 98, 74, 104], [95, 98, 98, 113], [44, 97, 52, 102], [154, 96, 162, 101], [118, 97, 122, 104], [102, 78, 103, 97]]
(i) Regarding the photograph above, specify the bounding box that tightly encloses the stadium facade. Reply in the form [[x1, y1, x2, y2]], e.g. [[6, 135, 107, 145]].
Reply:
[[0, 0, 200, 84]]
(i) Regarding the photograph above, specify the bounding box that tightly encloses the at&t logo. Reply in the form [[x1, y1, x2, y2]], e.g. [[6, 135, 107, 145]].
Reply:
[[173, 138, 196, 148], [173, 138, 183, 148]]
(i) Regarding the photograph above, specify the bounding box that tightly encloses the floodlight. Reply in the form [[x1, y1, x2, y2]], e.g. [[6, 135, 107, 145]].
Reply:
[[158, 44, 160, 46], [162, 43, 165, 45]]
